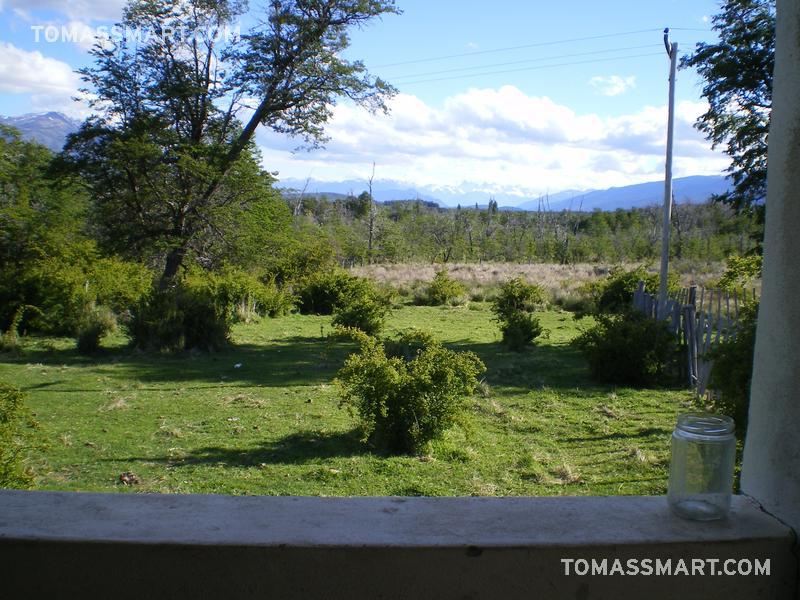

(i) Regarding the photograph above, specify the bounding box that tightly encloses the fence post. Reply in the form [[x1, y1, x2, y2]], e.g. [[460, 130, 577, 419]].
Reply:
[[684, 304, 697, 388], [633, 281, 645, 313]]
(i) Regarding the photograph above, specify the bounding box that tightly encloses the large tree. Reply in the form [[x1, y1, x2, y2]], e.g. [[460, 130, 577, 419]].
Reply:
[[681, 0, 775, 216], [64, 0, 398, 286]]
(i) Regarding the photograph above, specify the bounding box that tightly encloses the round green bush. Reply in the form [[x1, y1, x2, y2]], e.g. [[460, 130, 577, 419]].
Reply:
[[76, 306, 117, 354], [573, 311, 680, 386], [126, 280, 232, 352], [336, 332, 485, 455], [491, 278, 546, 351], [418, 270, 466, 306]]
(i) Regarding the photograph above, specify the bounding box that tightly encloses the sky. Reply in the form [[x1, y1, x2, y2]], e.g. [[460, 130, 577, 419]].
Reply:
[[0, 0, 731, 200]]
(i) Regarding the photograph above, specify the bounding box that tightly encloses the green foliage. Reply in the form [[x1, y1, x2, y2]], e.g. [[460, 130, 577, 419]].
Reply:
[[491, 277, 546, 320], [196, 267, 294, 321], [0, 382, 35, 489], [491, 278, 546, 350], [705, 303, 758, 436], [417, 270, 466, 306], [296, 270, 361, 315], [264, 235, 338, 285], [296, 269, 390, 334], [336, 330, 485, 455], [574, 312, 681, 386], [89, 258, 154, 315], [127, 281, 232, 353], [0, 306, 28, 355], [591, 266, 678, 315], [76, 306, 118, 355], [717, 254, 763, 291], [384, 328, 438, 361], [680, 0, 774, 215], [330, 279, 391, 336], [498, 311, 544, 352]]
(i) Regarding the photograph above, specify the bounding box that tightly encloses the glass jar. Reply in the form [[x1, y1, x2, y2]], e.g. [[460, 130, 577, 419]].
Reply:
[[667, 413, 736, 521]]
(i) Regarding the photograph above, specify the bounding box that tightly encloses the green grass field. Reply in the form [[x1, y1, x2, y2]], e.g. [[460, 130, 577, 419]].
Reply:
[[0, 304, 693, 496]]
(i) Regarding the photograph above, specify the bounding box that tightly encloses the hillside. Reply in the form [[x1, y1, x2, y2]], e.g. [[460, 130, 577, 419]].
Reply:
[[0, 112, 81, 151]]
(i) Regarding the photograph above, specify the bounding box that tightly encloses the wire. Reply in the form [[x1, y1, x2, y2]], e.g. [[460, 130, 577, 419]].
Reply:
[[389, 43, 662, 82], [373, 28, 665, 68], [395, 52, 664, 86]]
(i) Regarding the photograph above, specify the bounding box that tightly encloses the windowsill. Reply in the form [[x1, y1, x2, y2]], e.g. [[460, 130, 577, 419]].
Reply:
[[1, 490, 796, 599]]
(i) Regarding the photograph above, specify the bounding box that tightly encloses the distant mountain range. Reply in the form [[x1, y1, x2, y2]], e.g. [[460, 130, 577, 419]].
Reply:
[[1, 111, 730, 211], [0, 112, 81, 151], [277, 175, 731, 212], [516, 175, 731, 211]]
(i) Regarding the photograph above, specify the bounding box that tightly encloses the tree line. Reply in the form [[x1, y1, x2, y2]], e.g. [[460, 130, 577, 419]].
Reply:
[[285, 192, 758, 266]]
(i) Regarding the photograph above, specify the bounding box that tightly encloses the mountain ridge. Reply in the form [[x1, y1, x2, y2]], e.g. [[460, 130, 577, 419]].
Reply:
[[0, 112, 81, 151]]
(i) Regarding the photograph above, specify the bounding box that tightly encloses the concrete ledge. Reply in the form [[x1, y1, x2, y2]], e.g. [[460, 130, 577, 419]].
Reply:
[[0, 491, 796, 599]]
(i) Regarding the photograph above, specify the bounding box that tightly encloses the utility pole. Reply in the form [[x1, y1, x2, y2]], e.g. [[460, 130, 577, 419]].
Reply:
[[658, 28, 678, 318], [367, 162, 376, 264]]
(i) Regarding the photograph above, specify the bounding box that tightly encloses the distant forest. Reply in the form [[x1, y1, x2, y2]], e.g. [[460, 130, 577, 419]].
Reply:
[[283, 192, 758, 266]]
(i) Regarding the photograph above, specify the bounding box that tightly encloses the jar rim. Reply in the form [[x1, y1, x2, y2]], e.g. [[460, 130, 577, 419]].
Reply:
[[676, 412, 735, 436]]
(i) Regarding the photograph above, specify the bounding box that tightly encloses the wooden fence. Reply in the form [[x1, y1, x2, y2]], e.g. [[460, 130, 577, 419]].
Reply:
[[633, 282, 756, 394]]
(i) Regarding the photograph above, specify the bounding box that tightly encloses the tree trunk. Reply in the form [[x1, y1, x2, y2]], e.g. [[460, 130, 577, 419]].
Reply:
[[160, 245, 187, 290]]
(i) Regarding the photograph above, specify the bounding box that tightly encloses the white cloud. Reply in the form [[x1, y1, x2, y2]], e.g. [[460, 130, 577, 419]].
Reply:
[[0, 42, 78, 95], [589, 75, 637, 97], [1, 0, 125, 22], [256, 86, 728, 197], [0, 42, 90, 117]]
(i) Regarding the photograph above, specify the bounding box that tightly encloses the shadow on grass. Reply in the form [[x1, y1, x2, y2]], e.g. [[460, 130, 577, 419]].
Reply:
[[446, 338, 594, 391], [3, 331, 638, 396], [115, 429, 374, 468], [3, 337, 358, 389], [562, 427, 672, 444]]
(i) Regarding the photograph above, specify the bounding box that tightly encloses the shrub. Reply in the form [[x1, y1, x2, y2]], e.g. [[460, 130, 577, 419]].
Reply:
[[0, 247, 152, 336], [591, 266, 679, 315], [336, 330, 485, 455], [417, 270, 466, 306], [90, 258, 154, 315], [717, 254, 762, 291], [296, 269, 390, 334], [498, 311, 544, 352], [491, 278, 546, 351], [331, 283, 391, 336], [705, 302, 758, 436], [127, 280, 232, 352], [296, 270, 367, 315], [492, 277, 546, 320], [573, 312, 681, 386], [76, 306, 117, 354], [264, 238, 337, 285], [197, 267, 294, 321], [0, 382, 36, 489], [551, 287, 595, 317], [0, 306, 27, 355], [384, 328, 438, 361]]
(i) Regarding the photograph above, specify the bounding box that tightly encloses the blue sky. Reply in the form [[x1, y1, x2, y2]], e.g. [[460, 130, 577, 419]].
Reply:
[[0, 0, 730, 199]]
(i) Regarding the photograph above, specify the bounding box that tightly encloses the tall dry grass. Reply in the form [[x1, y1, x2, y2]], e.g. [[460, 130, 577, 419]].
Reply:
[[351, 261, 726, 302]]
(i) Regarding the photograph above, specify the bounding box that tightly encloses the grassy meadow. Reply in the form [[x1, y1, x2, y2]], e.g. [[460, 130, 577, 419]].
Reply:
[[0, 301, 694, 497]]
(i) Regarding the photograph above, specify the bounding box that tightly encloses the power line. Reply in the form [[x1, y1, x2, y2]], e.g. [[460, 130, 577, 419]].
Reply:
[[395, 52, 664, 86], [389, 43, 662, 82], [374, 28, 665, 68]]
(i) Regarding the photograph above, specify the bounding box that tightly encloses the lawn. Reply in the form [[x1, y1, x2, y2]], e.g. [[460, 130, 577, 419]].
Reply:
[[0, 304, 693, 496]]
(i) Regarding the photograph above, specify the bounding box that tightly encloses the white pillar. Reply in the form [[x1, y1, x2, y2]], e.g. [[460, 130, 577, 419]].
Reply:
[[740, 0, 800, 533]]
